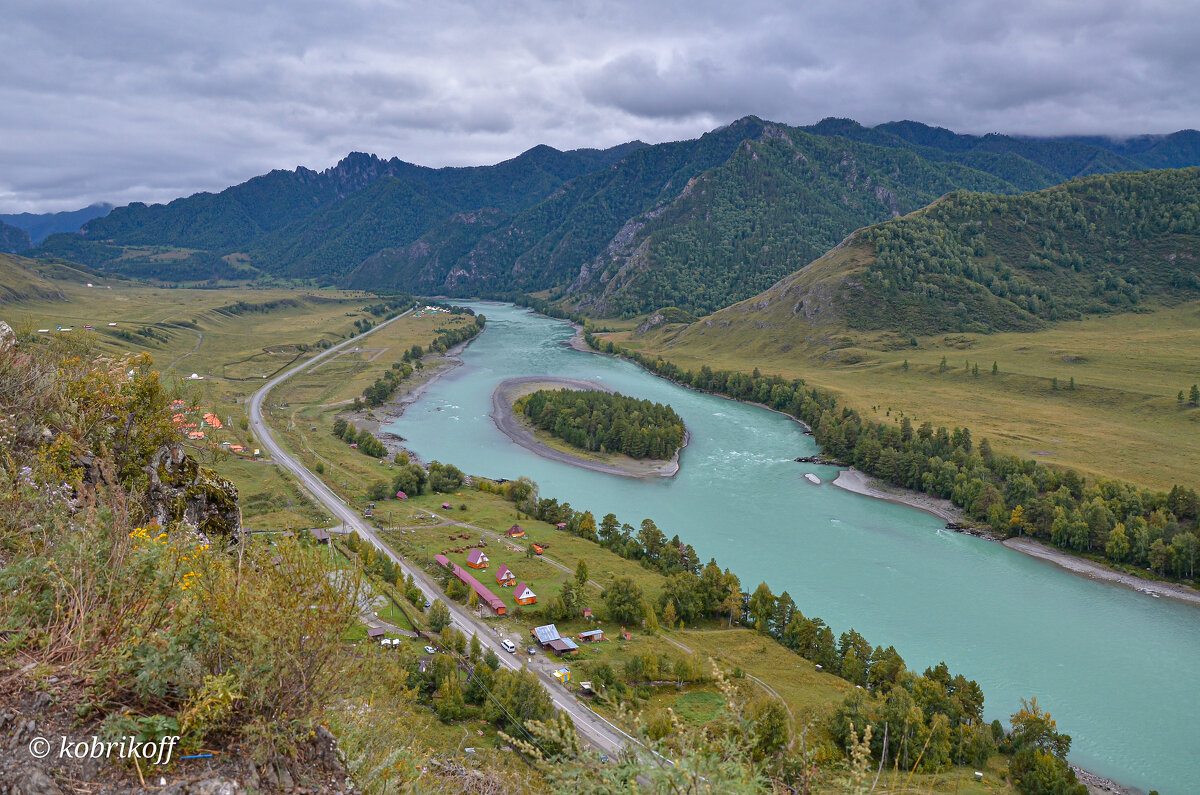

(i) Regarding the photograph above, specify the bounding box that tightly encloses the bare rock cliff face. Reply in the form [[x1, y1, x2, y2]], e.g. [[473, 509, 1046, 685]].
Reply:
[[144, 444, 242, 542]]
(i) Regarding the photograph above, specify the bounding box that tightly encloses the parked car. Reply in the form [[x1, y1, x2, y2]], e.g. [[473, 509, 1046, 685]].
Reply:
[[423, 645, 438, 655], [526, 646, 538, 656], [500, 640, 516, 654]]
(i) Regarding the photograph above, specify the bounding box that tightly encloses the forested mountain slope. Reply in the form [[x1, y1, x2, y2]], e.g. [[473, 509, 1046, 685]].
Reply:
[[556, 122, 1021, 316], [35, 143, 644, 281], [652, 167, 1200, 350], [0, 220, 31, 254]]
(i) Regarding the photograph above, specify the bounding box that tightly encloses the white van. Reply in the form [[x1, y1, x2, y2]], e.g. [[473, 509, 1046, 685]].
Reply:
[[500, 639, 516, 654]]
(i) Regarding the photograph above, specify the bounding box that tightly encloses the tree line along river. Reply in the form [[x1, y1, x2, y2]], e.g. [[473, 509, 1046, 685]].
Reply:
[[387, 302, 1200, 794]]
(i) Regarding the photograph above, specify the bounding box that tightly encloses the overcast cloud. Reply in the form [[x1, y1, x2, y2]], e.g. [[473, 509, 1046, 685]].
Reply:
[[1, 0, 1197, 211]]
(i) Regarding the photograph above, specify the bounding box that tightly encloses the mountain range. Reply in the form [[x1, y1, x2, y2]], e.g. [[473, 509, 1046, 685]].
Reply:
[[27, 117, 1200, 319], [0, 202, 113, 246]]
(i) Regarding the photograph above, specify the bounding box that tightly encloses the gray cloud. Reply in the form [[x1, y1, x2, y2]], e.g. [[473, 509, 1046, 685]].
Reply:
[[1, 0, 1197, 211]]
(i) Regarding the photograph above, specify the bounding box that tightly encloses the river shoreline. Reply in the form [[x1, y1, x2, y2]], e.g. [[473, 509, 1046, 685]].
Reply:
[[1004, 536, 1200, 606], [831, 467, 966, 524], [490, 375, 685, 479], [831, 467, 1200, 606], [345, 338, 473, 465], [566, 315, 1200, 612]]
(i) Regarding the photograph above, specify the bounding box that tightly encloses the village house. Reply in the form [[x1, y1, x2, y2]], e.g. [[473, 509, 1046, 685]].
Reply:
[[531, 623, 577, 655], [495, 564, 516, 586], [505, 524, 525, 538], [466, 549, 489, 569], [435, 555, 506, 615], [513, 581, 537, 605]]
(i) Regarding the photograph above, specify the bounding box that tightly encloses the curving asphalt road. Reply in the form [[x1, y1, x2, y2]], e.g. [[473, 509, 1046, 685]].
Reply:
[[246, 307, 632, 757]]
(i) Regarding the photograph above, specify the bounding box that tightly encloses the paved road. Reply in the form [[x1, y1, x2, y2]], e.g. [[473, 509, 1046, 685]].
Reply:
[[246, 308, 631, 757]]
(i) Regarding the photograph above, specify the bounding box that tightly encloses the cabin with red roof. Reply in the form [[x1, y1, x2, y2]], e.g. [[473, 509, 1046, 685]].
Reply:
[[466, 549, 489, 569], [495, 564, 516, 586], [513, 582, 537, 605]]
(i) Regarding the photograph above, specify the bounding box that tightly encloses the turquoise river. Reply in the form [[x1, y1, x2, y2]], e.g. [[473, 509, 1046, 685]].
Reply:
[[388, 303, 1199, 793]]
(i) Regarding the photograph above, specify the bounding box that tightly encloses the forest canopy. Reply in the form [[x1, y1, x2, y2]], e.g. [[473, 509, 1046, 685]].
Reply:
[[516, 388, 686, 460]]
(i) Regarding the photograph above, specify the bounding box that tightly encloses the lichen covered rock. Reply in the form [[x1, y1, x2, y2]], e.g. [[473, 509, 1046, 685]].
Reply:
[[0, 320, 15, 354], [145, 443, 242, 542]]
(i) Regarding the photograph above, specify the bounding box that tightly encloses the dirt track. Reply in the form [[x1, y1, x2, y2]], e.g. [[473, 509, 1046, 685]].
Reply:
[[490, 376, 682, 478]]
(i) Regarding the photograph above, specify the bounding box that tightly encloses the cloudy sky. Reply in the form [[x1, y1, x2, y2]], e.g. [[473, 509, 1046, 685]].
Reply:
[[2, 0, 1197, 212]]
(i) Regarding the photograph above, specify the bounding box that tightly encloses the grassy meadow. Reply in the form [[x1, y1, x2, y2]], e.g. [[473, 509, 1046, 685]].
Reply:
[[611, 300, 1200, 491], [0, 265, 426, 528]]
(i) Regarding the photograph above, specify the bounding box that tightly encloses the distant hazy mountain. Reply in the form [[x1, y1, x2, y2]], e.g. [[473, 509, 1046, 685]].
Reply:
[[36, 144, 644, 282], [0, 220, 32, 254], [30, 118, 1200, 314], [0, 202, 113, 245]]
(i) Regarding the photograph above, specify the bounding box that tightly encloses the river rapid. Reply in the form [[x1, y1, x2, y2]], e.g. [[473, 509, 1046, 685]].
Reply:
[[388, 303, 1199, 794]]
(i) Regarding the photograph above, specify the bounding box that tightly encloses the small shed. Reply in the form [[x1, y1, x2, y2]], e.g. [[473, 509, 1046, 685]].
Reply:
[[513, 582, 537, 605], [441, 502, 452, 509], [548, 638, 579, 656], [577, 629, 605, 643], [495, 564, 516, 586], [552, 667, 571, 684], [366, 627, 386, 640], [506, 524, 525, 538], [308, 527, 331, 545], [396, 490, 408, 500], [466, 549, 489, 569]]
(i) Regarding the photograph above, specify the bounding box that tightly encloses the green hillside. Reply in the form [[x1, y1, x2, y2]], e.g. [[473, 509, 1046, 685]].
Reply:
[[653, 167, 1199, 346], [850, 167, 1200, 334], [0, 253, 75, 303], [559, 122, 1021, 317]]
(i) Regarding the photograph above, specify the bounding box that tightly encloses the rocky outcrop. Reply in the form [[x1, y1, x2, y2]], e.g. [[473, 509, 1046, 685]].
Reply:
[[0, 321, 14, 354], [144, 444, 242, 542]]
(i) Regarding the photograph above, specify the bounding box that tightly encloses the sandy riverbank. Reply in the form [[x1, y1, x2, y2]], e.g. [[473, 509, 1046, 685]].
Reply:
[[564, 323, 590, 352], [832, 467, 965, 524], [490, 375, 685, 479], [1004, 536, 1200, 606], [344, 340, 472, 463]]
